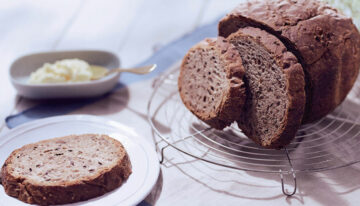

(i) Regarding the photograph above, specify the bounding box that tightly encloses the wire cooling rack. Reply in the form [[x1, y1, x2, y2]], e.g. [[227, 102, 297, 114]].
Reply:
[[147, 64, 360, 196]]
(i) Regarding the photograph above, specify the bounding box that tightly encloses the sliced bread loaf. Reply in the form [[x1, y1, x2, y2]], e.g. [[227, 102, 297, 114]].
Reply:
[[227, 27, 306, 148], [1, 134, 132, 205], [218, 0, 360, 123], [178, 38, 246, 129]]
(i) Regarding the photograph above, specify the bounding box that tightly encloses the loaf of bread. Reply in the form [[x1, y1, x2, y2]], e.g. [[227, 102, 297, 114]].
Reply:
[[178, 37, 246, 129], [228, 27, 305, 148], [178, 0, 360, 148], [0, 134, 132, 205], [218, 0, 360, 123]]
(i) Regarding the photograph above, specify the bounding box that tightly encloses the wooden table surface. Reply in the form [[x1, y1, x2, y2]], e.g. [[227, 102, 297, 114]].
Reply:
[[1, 1, 360, 206]]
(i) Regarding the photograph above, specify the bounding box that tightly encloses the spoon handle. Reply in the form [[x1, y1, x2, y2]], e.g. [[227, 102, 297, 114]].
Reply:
[[109, 64, 157, 75]]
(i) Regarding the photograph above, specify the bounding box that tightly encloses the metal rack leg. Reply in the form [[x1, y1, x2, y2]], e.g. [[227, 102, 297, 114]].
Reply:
[[279, 148, 297, 196], [280, 168, 297, 196], [159, 144, 170, 164]]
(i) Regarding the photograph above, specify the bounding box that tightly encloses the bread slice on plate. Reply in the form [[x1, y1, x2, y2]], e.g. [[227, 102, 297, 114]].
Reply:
[[218, 0, 360, 123], [227, 27, 306, 149], [178, 37, 246, 129], [0, 134, 132, 205]]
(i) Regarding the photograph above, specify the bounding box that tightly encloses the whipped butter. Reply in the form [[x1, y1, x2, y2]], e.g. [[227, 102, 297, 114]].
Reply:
[[28, 59, 107, 84]]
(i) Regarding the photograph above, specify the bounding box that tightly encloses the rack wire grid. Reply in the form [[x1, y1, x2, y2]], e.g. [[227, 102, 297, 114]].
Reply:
[[147, 65, 360, 196]]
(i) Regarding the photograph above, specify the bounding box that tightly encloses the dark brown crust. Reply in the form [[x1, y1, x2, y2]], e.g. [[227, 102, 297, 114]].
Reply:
[[218, 0, 360, 123], [178, 38, 246, 129], [0, 134, 132, 205], [229, 27, 305, 149]]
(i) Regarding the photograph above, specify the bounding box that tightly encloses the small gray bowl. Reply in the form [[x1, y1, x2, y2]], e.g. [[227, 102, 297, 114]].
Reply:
[[10, 50, 120, 99]]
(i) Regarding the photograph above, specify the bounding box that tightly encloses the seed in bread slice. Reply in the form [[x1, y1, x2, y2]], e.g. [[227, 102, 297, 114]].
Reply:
[[0, 134, 132, 205], [178, 37, 246, 129], [227, 27, 306, 149]]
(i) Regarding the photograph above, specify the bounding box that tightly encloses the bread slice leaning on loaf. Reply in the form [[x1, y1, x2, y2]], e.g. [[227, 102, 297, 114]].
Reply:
[[218, 0, 360, 123], [178, 38, 246, 129], [0, 134, 132, 205], [227, 27, 306, 149]]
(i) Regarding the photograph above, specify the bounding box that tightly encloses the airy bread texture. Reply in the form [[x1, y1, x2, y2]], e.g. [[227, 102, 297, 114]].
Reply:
[[218, 0, 360, 123], [228, 27, 305, 148], [0, 134, 132, 205], [178, 38, 246, 129]]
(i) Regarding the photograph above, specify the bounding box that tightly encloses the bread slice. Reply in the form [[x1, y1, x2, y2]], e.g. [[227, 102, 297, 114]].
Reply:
[[0, 134, 132, 205], [227, 27, 306, 149], [218, 0, 360, 123], [178, 37, 246, 129]]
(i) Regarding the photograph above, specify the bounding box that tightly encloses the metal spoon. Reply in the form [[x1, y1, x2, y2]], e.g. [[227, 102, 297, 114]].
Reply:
[[91, 64, 157, 80]]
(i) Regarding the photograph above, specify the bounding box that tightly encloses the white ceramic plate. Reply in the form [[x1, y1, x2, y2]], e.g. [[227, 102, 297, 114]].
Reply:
[[10, 50, 120, 99], [0, 115, 160, 206]]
